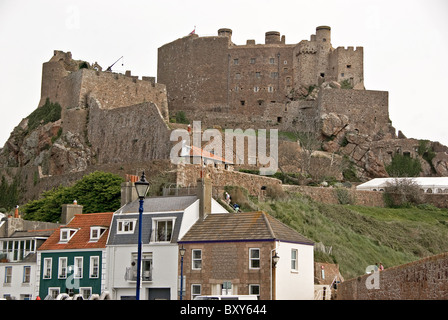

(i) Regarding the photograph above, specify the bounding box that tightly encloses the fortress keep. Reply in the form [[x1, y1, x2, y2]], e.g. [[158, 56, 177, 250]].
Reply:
[[157, 26, 388, 139]]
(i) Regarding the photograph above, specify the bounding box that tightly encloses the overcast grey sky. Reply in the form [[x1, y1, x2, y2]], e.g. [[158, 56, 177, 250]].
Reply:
[[0, 0, 447, 148]]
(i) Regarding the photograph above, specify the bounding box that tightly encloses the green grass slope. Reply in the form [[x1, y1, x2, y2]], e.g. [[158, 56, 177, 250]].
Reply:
[[251, 192, 448, 279]]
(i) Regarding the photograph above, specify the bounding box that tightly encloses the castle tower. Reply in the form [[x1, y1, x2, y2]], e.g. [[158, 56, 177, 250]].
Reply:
[[265, 31, 281, 44], [218, 28, 232, 42]]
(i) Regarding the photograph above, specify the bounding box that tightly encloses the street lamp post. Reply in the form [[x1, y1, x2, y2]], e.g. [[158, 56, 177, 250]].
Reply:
[[179, 245, 186, 300], [134, 172, 150, 300]]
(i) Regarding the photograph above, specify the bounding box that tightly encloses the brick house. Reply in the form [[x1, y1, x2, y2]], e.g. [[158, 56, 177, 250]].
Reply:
[[178, 210, 314, 300]]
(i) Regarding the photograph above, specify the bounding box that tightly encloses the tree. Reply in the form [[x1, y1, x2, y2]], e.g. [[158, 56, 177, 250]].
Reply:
[[23, 171, 124, 222]]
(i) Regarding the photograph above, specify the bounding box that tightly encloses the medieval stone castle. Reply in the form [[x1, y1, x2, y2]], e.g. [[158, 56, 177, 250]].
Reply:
[[0, 26, 447, 204]]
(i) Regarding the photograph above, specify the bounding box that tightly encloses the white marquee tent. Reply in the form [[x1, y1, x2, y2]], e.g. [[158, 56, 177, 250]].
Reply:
[[356, 177, 448, 194]]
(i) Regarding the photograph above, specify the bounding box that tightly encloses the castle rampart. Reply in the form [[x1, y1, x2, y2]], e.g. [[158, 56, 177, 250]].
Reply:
[[157, 26, 365, 121]]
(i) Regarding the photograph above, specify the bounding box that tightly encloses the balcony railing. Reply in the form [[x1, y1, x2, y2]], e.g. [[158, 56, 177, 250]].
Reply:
[[124, 267, 152, 281]]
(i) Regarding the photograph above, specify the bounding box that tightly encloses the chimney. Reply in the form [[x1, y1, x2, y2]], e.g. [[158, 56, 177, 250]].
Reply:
[[121, 174, 139, 206], [61, 202, 83, 225], [197, 175, 212, 221], [14, 205, 19, 218]]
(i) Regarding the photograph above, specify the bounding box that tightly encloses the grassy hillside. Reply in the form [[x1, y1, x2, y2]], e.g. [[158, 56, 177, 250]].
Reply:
[[236, 190, 448, 279]]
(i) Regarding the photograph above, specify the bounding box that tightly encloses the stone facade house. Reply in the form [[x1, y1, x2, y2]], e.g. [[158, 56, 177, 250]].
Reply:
[[178, 211, 315, 300]]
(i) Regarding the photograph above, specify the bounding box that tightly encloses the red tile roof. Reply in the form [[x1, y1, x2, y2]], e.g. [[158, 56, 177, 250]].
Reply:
[[38, 212, 113, 251]]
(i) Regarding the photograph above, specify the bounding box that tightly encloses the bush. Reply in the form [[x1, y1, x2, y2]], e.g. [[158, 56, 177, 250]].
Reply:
[[386, 154, 422, 177], [27, 98, 61, 132], [384, 178, 423, 207]]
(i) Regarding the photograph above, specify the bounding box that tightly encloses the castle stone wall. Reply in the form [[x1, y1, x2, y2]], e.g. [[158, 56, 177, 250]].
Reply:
[[318, 89, 390, 138], [337, 252, 448, 300], [87, 98, 171, 165]]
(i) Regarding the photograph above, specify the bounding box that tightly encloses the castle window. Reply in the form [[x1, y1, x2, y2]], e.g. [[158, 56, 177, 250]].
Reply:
[[254, 87, 260, 92], [257, 100, 264, 106], [320, 73, 325, 78], [277, 117, 283, 123], [341, 73, 344, 77], [233, 59, 239, 65], [323, 38, 327, 42], [250, 58, 256, 64], [240, 100, 245, 106], [268, 86, 274, 93], [347, 65, 351, 68], [271, 72, 278, 78], [234, 86, 239, 92], [255, 72, 261, 79], [235, 73, 241, 79], [284, 60, 287, 65], [269, 58, 275, 64]]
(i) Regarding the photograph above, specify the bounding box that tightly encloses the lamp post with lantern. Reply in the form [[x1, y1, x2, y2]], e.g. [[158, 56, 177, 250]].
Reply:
[[134, 172, 150, 300]]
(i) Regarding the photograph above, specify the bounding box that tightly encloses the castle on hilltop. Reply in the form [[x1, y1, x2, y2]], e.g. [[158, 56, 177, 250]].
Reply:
[[157, 26, 391, 140], [0, 26, 447, 206]]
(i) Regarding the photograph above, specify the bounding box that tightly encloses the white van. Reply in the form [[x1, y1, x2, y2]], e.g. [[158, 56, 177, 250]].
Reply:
[[193, 295, 258, 300]]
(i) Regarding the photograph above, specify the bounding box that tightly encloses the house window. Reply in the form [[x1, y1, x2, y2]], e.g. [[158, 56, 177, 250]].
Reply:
[[90, 227, 107, 241], [58, 257, 68, 279], [191, 284, 201, 299], [43, 258, 52, 279], [4, 266, 12, 284], [155, 220, 173, 242], [48, 288, 60, 299], [60, 228, 78, 243], [249, 284, 260, 298], [129, 253, 153, 281], [23, 266, 31, 283], [291, 249, 298, 271], [249, 248, 260, 269], [80, 287, 92, 300], [90, 256, 100, 278], [74, 257, 83, 279], [117, 219, 136, 234], [192, 249, 202, 270]]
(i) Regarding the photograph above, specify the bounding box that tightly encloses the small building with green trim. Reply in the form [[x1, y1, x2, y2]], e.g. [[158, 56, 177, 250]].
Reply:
[[37, 205, 112, 299]]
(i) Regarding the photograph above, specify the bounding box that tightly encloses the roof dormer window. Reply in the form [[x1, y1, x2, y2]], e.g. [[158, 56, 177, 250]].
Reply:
[[60, 228, 78, 243], [90, 226, 107, 242]]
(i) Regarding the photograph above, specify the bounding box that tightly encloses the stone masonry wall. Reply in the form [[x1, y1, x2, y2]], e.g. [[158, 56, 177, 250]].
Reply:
[[336, 252, 448, 300], [179, 241, 275, 300], [176, 164, 282, 196]]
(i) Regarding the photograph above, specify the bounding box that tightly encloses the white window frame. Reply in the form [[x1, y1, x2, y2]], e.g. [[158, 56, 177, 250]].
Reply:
[[192, 249, 202, 270], [48, 287, 60, 299], [59, 228, 78, 243], [291, 249, 298, 272], [4, 266, 12, 284], [191, 284, 201, 299], [43, 257, 52, 279], [249, 284, 260, 298], [58, 257, 68, 279], [23, 265, 31, 283], [80, 287, 92, 300], [152, 217, 176, 243], [117, 219, 137, 234], [249, 248, 260, 269], [90, 256, 100, 278], [90, 226, 107, 242], [74, 256, 83, 279]]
